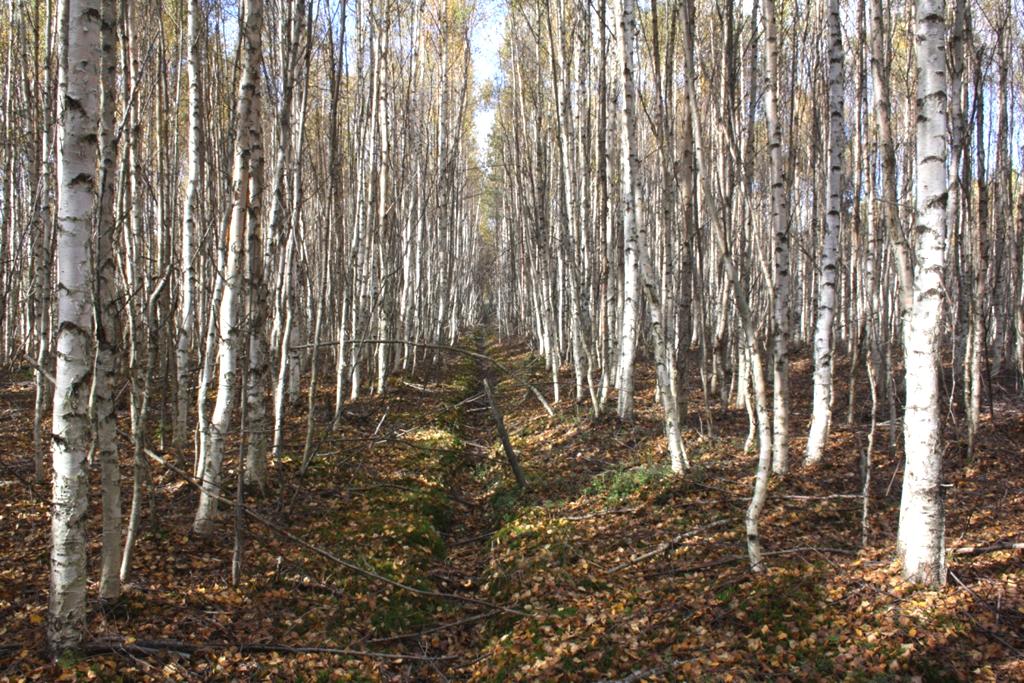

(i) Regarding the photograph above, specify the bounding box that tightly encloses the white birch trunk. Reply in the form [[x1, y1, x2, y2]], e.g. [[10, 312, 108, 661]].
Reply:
[[763, 0, 791, 475], [49, 0, 101, 654], [245, 84, 268, 488], [612, 0, 638, 420], [194, 0, 262, 535], [805, 0, 844, 465], [174, 0, 202, 449], [897, 0, 948, 587], [619, 0, 687, 470], [677, 1, 772, 570], [94, 0, 121, 600]]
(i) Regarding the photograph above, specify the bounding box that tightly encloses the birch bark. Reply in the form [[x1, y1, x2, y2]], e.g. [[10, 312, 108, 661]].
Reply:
[[94, 0, 121, 600], [619, 0, 687, 470], [897, 0, 948, 587], [612, 0, 638, 421], [194, 0, 263, 535], [50, 0, 101, 654], [763, 0, 791, 474], [174, 0, 203, 448], [805, 0, 844, 464]]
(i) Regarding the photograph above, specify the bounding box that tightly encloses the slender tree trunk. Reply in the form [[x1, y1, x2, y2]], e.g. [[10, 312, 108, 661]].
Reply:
[[245, 84, 268, 489], [966, 36, 988, 459], [897, 0, 948, 587], [49, 0, 101, 654], [194, 0, 263, 535], [31, 3, 55, 484], [618, 0, 687, 470], [677, 0, 771, 570], [763, 0, 791, 475], [174, 0, 203, 449], [869, 0, 910, 453], [612, 0, 638, 421], [806, 0, 844, 465], [94, 0, 121, 601]]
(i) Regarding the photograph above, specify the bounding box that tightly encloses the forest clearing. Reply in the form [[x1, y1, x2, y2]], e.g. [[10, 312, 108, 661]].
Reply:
[[0, 0, 1023, 679]]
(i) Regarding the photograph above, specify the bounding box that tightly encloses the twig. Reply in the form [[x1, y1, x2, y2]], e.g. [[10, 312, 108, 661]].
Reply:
[[947, 571, 1024, 657], [562, 507, 641, 521], [20, 356, 56, 386], [294, 339, 555, 416], [138, 444, 529, 617], [778, 493, 863, 500], [0, 458, 44, 503], [596, 658, 695, 683], [81, 638, 460, 662], [364, 610, 501, 645], [606, 519, 730, 574]]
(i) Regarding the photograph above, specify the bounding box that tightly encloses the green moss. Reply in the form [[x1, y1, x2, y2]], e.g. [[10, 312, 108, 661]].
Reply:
[[56, 650, 82, 670], [738, 568, 824, 638], [490, 483, 523, 521], [401, 515, 446, 558], [586, 464, 672, 505], [370, 596, 439, 634]]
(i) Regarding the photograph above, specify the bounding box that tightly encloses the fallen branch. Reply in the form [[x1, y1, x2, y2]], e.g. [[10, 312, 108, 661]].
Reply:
[[441, 392, 486, 414], [364, 609, 501, 645], [596, 658, 694, 683], [346, 481, 475, 509], [482, 377, 527, 490], [763, 545, 858, 557], [294, 339, 555, 416], [448, 530, 497, 547], [401, 380, 441, 393], [81, 638, 459, 662], [333, 433, 463, 456], [778, 493, 863, 500], [645, 554, 747, 578], [283, 576, 347, 598], [606, 519, 730, 574], [137, 443, 529, 617], [647, 545, 858, 579], [952, 540, 1024, 556], [562, 507, 641, 522]]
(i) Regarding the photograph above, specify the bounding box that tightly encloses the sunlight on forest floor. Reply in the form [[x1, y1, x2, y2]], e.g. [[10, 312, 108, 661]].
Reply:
[[1, 337, 1022, 680]]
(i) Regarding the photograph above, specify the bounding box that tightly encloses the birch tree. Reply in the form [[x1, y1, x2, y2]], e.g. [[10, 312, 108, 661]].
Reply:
[[194, 0, 263, 536], [94, 0, 120, 601], [613, 0, 639, 421], [49, 0, 101, 654], [763, 0, 792, 475], [805, 0, 844, 465], [618, 0, 687, 470], [897, 0, 949, 587], [175, 0, 203, 449]]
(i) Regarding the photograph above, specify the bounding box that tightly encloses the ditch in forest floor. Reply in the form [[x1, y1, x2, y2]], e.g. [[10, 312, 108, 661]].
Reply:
[[1, 333, 1023, 681]]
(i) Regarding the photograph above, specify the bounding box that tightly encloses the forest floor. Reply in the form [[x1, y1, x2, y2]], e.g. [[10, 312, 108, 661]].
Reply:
[[1, 333, 1023, 681]]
